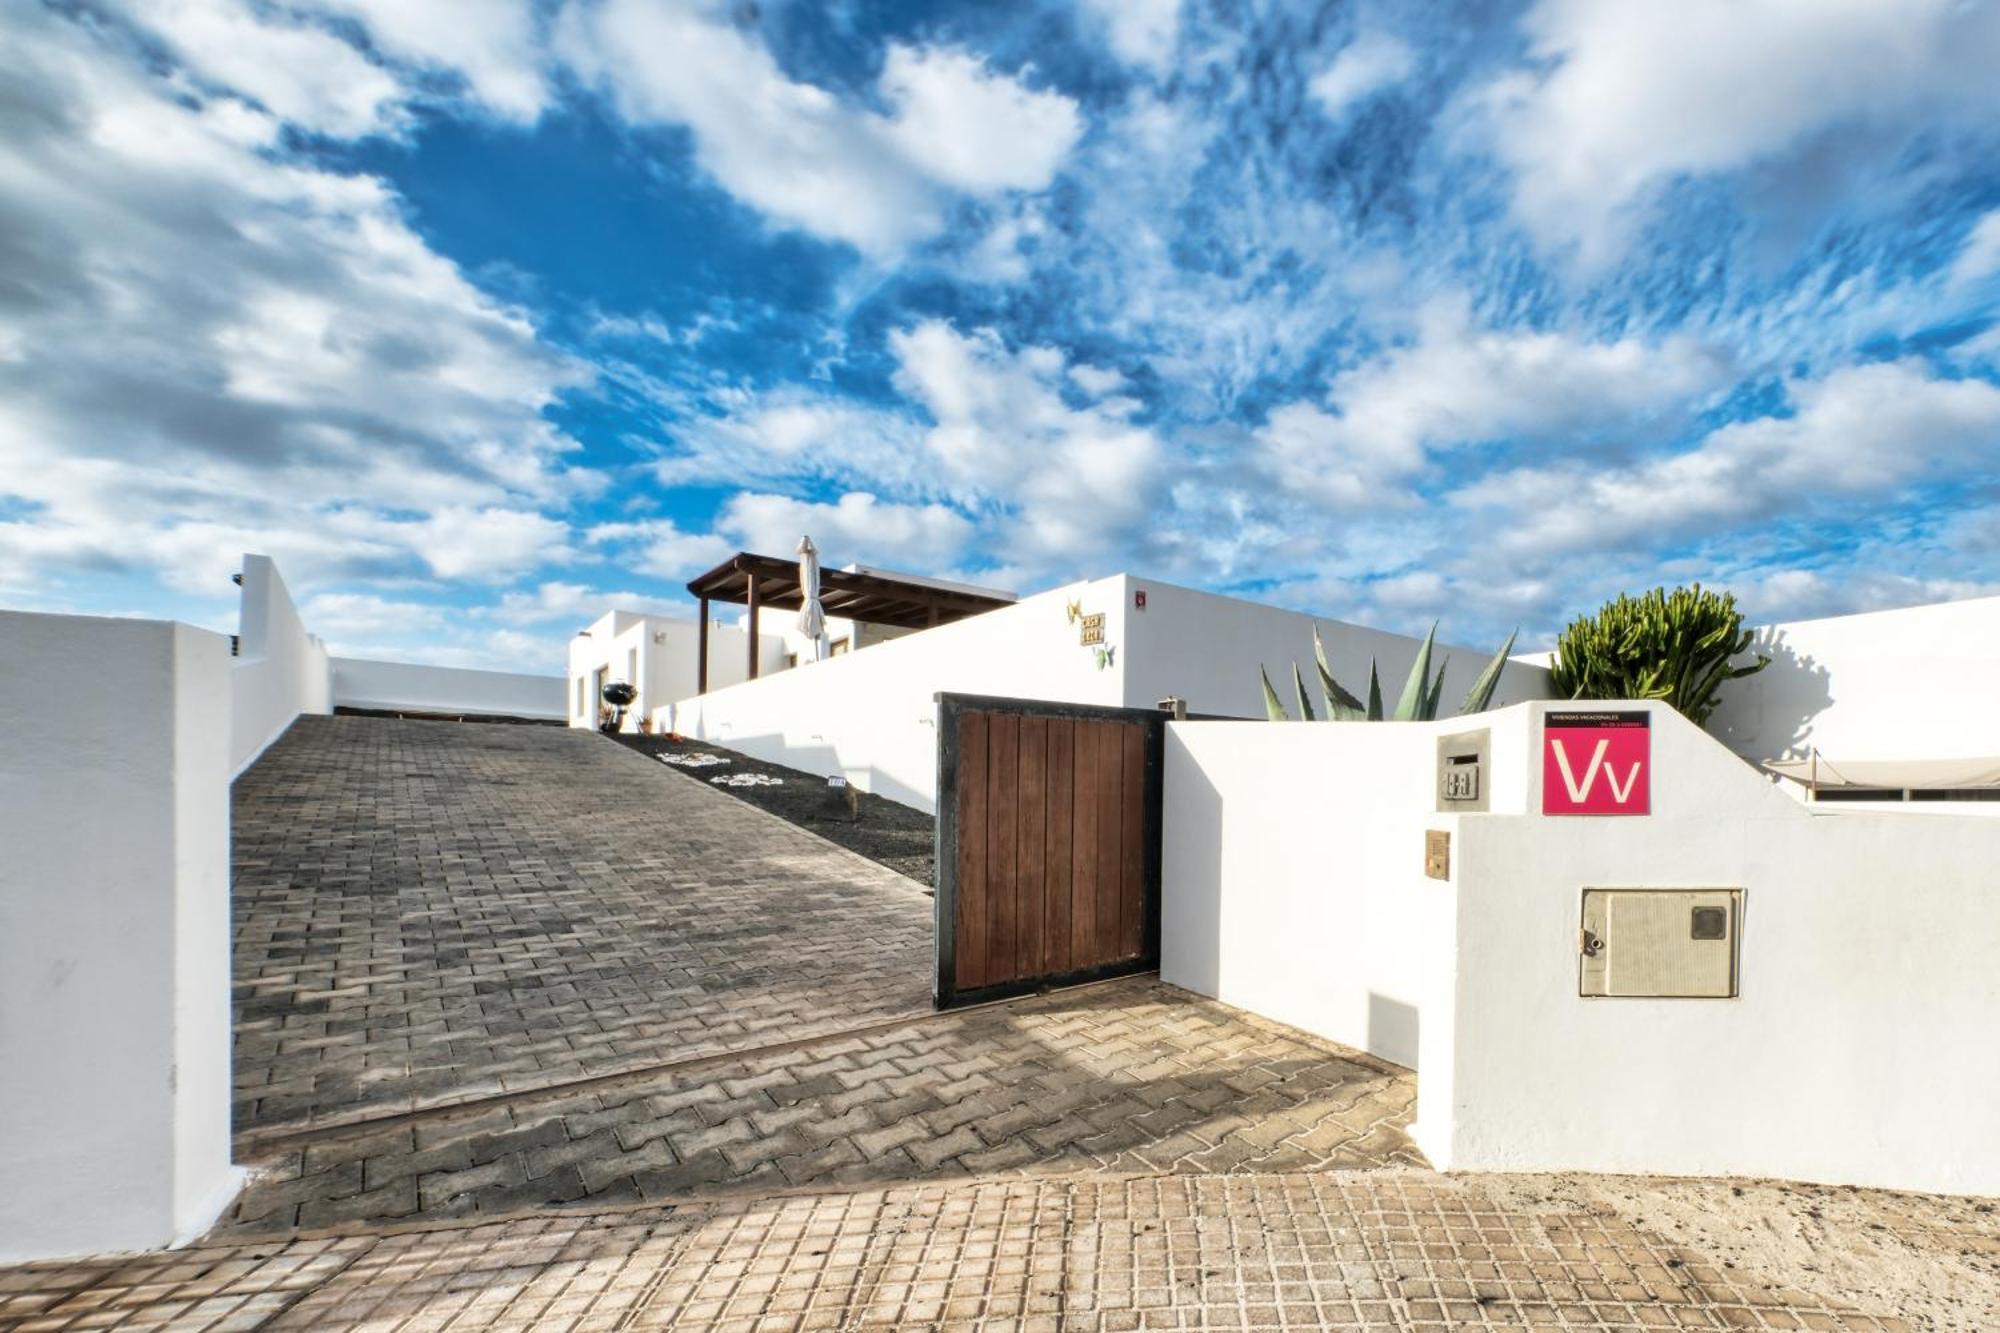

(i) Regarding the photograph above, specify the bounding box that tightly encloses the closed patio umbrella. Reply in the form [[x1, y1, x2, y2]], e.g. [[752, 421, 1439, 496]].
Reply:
[[796, 534, 827, 660]]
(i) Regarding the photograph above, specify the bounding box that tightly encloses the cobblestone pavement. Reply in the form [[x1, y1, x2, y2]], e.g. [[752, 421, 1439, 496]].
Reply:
[[13, 1170, 1993, 1331], [231, 717, 933, 1135], [220, 979, 1420, 1234]]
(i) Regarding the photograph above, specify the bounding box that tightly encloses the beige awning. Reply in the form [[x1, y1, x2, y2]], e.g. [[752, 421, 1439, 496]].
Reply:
[[1764, 756, 2000, 790]]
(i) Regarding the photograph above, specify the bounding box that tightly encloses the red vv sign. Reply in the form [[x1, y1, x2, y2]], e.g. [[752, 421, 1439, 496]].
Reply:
[[1542, 711, 1650, 815]]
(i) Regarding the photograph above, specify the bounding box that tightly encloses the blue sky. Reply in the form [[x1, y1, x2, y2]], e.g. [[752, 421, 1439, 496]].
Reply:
[[3, 0, 1998, 669]]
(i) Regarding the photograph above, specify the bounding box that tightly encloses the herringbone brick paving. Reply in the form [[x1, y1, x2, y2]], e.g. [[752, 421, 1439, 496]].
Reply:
[[218, 978, 1421, 1234], [8, 714, 1992, 1328], [231, 717, 933, 1134], [7, 1172, 1969, 1331]]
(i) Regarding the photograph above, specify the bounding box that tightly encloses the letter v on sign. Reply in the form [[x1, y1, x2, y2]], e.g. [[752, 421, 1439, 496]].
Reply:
[[1542, 711, 1651, 815]]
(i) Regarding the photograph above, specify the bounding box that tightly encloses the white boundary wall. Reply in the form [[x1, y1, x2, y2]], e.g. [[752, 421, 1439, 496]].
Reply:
[[1163, 700, 2000, 1197], [664, 579, 1125, 811], [1122, 578, 1547, 723], [0, 613, 242, 1261], [332, 657, 565, 720], [662, 573, 1551, 812], [1710, 593, 2000, 765], [570, 611, 787, 731], [228, 555, 565, 762], [229, 554, 330, 776]]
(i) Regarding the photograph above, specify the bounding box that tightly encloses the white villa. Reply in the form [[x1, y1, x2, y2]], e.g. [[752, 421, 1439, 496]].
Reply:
[[566, 554, 1018, 733], [567, 541, 2000, 815], [6, 546, 2000, 1264]]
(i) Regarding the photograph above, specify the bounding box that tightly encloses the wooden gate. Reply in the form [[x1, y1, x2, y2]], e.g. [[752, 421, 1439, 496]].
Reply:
[[933, 693, 1163, 1008]]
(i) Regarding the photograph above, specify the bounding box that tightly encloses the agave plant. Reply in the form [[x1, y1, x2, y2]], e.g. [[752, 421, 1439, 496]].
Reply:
[[1261, 623, 1518, 723]]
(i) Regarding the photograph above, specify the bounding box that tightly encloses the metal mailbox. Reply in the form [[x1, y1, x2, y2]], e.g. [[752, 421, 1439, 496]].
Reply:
[[1435, 729, 1490, 813]]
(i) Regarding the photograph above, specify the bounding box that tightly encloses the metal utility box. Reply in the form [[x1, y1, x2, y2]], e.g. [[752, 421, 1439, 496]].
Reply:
[[1579, 888, 1742, 998], [1435, 729, 1489, 813]]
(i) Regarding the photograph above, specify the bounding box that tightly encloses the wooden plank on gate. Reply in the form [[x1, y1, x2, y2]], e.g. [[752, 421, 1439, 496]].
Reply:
[[955, 710, 989, 990], [1016, 715, 1048, 979], [986, 712, 1020, 987], [1120, 722, 1146, 959], [1093, 720, 1123, 965], [934, 692, 1165, 1009], [1044, 718, 1074, 976], [1070, 718, 1099, 968]]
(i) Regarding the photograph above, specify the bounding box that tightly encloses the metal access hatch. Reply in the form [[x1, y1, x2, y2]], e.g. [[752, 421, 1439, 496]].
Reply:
[[1579, 888, 1742, 998]]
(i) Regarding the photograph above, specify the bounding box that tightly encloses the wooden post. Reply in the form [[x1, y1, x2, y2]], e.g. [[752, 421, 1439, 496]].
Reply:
[[746, 574, 761, 680], [696, 597, 709, 695]]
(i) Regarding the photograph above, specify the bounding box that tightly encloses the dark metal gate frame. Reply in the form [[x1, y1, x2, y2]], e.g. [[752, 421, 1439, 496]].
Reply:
[[932, 692, 1167, 1009]]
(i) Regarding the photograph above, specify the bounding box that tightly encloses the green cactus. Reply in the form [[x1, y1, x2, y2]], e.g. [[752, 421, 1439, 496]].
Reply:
[[1261, 623, 1518, 722], [1548, 584, 1768, 728]]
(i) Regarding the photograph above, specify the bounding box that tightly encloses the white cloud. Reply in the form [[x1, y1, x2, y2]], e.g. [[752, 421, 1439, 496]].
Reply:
[[555, 1, 1082, 254], [890, 320, 1163, 569], [1454, 361, 2000, 555], [112, 0, 406, 138], [717, 492, 975, 571], [1733, 567, 2000, 625], [483, 581, 668, 626], [0, 8, 586, 595], [655, 392, 935, 497], [1259, 303, 1728, 503], [879, 46, 1081, 194], [308, 0, 548, 122], [1068, 363, 1128, 398], [1078, 0, 1181, 74], [299, 590, 447, 642], [586, 518, 733, 581], [108, 0, 548, 134], [1951, 210, 2000, 288], [408, 508, 571, 580], [1309, 31, 1415, 119], [1475, 0, 2000, 262]]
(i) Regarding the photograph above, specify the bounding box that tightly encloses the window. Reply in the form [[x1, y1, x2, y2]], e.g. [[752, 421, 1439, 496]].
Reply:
[[829, 637, 851, 656], [627, 648, 637, 684], [575, 677, 586, 718]]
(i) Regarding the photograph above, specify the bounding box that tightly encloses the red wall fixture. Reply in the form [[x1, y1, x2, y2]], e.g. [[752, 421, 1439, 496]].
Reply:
[[1543, 710, 1651, 815]]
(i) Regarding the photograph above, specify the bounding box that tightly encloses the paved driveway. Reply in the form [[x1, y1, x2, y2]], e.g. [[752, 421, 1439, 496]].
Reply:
[[5, 715, 1991, 1330], [225, 716, 1420, 1236], [11, 1172, 1982, 1331], [221, 978, 1419, 1233], [232, 717, 933, 1135]]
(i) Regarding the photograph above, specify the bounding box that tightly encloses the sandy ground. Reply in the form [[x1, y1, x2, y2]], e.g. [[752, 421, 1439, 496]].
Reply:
[[1484, 1172, 2000, 1330]]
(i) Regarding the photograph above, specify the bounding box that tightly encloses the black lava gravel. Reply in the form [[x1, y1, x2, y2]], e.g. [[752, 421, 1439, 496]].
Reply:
[[611, 732, 936, 888]]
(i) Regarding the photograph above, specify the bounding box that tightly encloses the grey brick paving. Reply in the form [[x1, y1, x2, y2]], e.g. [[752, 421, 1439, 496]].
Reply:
[[231, 716, 933, 1134], [9, 711, 1985, 1329], [8, 1171, 1975, 1331], [217, 978, 1422, 1235]]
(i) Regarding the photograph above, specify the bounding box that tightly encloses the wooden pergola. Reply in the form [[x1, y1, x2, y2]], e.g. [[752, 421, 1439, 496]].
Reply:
[[684, 552, 1014, 693]]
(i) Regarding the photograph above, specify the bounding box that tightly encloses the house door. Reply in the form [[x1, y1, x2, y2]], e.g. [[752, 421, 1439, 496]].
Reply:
[[932, 693, 1163, 1008]]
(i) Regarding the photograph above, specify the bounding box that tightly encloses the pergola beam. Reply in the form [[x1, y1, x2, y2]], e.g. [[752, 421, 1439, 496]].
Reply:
[[686, 551, 1013, 635]]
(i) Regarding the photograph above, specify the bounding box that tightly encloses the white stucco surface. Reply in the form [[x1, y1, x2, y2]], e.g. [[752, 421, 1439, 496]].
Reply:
[[1161, 719, 1473, 1072], [1162, 698, 2000, 1198], [659, 572, 1554, 811], [1708, 594, 2000, 765], [332, 657, 565, 720], [0, 613, 241, 1262], [228, 554, 330, 777], [569, 611, 787, 731], [664, 579, 1126, 810], [1121, 577, 1549, 722]]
